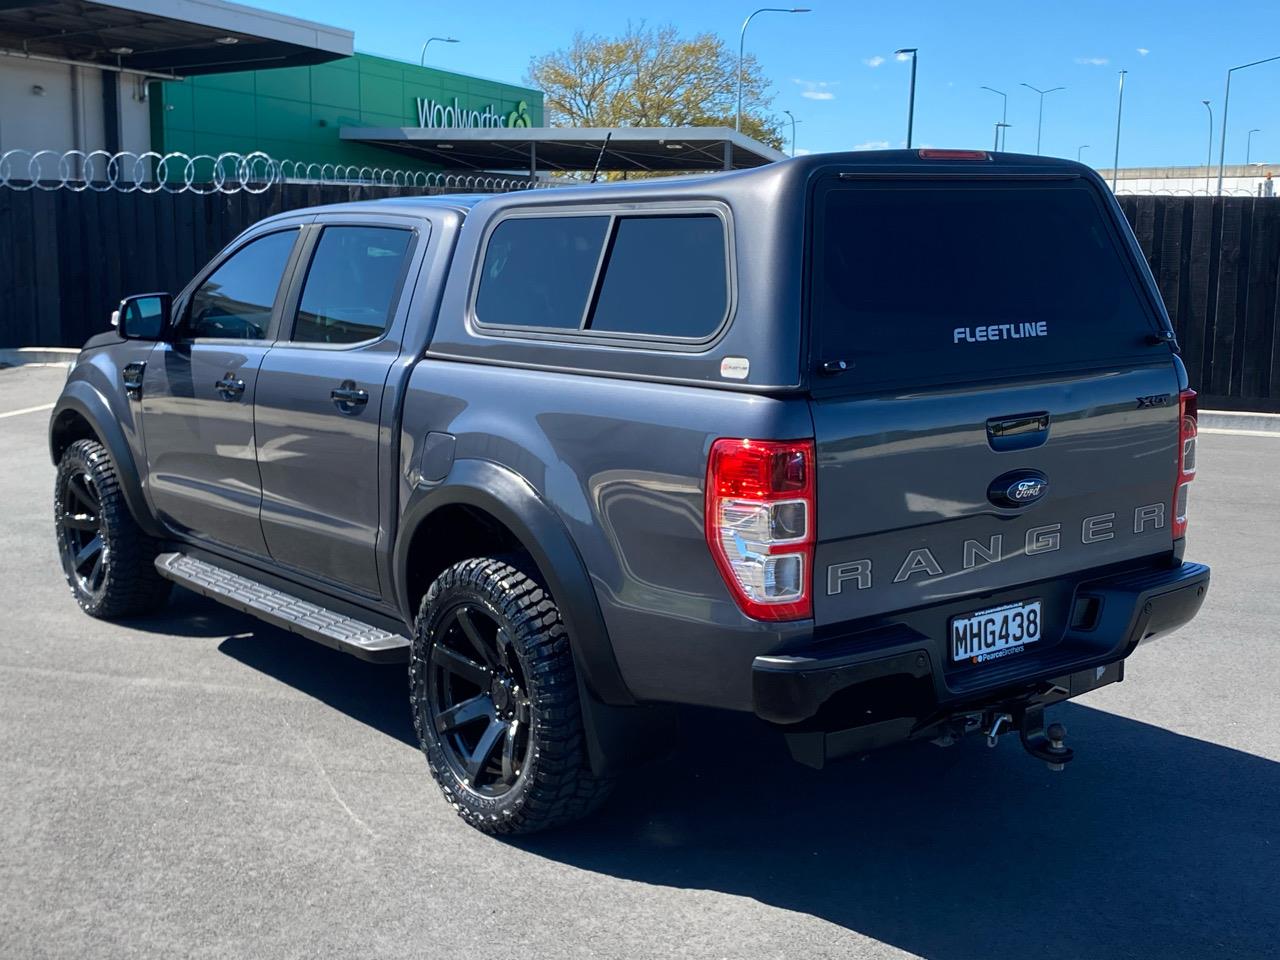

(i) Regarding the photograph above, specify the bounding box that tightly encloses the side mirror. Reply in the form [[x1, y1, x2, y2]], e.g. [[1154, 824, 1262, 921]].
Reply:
[[116, 293, 171, 341]]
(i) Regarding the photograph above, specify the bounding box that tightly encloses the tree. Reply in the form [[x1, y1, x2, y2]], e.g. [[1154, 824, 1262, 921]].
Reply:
[[527, 24, 784, 151]]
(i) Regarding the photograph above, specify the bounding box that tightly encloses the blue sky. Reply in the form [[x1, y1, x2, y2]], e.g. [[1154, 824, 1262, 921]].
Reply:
[[258, 0, 1277, 168]]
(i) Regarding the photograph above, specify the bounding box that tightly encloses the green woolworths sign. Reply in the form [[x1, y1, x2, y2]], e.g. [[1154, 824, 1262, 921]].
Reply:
[[416, 98, 533, 129]]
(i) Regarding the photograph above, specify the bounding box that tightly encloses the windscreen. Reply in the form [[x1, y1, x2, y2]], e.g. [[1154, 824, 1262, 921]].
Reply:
[[811, 179, 1159, 388]]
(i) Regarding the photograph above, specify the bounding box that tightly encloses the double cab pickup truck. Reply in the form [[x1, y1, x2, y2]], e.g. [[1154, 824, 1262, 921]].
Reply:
[[49, 150, 1210, 834]]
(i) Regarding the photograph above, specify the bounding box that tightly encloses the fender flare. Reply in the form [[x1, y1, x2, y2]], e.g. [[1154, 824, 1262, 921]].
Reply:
[[394, 458, 635, 707], [48, 385, 168, 540]]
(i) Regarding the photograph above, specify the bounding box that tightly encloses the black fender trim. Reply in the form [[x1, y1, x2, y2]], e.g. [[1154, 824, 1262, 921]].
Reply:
[[394, 458, 635, 707], [48, 386, 167, 540]]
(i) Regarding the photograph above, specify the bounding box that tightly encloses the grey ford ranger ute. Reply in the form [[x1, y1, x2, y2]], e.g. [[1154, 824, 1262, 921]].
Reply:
[[49, 150, 1210, 834]]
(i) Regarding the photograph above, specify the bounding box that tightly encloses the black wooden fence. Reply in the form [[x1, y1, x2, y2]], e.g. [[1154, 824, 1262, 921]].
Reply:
[[3, 186, 1279, 410]]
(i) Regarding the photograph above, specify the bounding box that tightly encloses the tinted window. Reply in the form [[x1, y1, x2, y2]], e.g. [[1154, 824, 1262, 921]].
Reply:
[[292, 226, 413, 344], [812, 181, 1156, 387], [475, 216, 608, 329], [588, 215, 728, 338], [188, 230, 297, 340]]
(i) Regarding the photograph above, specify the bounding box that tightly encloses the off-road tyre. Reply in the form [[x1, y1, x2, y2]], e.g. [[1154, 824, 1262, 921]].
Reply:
[[54, 439, 171, 618], [409, 557, 613, 835]]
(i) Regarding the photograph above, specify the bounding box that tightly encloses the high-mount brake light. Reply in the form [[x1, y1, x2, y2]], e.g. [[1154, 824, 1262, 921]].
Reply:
[[706, 438, 815, 621], [918, 149, 991, 161], [1173, 389, 1198, 538]]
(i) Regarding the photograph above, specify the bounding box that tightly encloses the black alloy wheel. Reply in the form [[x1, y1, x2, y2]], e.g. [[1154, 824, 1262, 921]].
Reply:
[[58, 469, 108, 600], [428, 601, 533, 795], [53, 439, 171, 618]]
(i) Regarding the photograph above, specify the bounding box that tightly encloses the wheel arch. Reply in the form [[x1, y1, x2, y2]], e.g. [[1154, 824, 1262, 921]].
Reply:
[[395, 458, 634, 708], [48, 386, 166, 539]]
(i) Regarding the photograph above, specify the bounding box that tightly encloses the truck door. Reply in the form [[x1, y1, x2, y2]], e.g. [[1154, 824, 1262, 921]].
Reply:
[[142, 227, 303, 558], [253, 218, 424, 598]]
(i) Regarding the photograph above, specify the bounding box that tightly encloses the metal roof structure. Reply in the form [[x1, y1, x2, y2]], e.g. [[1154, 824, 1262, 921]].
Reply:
[[0, 0, 352, 77], [340, 126, 788, 174]]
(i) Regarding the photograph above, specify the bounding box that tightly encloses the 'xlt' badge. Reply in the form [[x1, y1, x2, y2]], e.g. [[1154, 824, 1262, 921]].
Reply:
[[988, 469, 1048, 508]]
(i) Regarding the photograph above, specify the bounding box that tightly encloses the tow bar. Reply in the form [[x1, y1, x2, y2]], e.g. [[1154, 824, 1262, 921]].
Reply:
[[975, 706, 1073, 770]]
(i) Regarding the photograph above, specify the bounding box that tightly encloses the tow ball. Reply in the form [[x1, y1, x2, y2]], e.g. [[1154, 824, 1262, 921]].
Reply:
[[983, 707, 1074, 771]]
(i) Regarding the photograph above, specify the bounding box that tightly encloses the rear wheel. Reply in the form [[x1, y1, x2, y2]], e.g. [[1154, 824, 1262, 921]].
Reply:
[[409, 557, 611, 834], [54, 439, 170, 618]]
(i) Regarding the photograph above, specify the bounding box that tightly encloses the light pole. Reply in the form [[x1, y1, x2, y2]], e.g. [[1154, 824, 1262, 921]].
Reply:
[[1202, 100, 1214, 196], [981, 86, 1008, 150], [1216, 55, 1280, 195], [737, 8, 810, 133], [1020, 82, 1064, 155], [783, 109, 801, 156], [994, 122, 1011, 151], [895, 48, 918, 148], [1077, 144, 1090, 162], [1111, 70, 1127, 191], [420, 36, 458, 67], [1247, 128, 1261, 165]]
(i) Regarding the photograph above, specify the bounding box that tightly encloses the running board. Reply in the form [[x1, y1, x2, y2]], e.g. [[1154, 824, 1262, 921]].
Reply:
[[154, 552, 410, 663]]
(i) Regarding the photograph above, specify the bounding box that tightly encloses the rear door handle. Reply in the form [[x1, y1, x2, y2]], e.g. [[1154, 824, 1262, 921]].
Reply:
[[331, 381, 369, 412], [987, 412, 1050, 451], [215, 375, 246, 401]]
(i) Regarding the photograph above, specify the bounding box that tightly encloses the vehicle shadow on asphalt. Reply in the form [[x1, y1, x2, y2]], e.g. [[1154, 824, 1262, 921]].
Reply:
[[187, 588, 1276, 959], [523, 706, 1278, 959]]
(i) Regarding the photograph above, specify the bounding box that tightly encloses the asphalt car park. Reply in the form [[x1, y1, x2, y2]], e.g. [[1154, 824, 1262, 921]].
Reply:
[[1, 362, 1276, 960]]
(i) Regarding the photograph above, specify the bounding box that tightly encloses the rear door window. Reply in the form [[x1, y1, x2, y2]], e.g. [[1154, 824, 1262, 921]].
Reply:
[[810, 179, 1159, 388], [291, 225, 414, 345]]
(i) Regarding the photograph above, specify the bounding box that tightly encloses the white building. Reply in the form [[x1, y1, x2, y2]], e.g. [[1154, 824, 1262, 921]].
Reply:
[[1096, 163, 1278, 197]]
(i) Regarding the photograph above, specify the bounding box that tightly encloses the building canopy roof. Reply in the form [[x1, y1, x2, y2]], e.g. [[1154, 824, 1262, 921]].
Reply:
[[0, 0, 352, 76], [340, 126, 787, 174]]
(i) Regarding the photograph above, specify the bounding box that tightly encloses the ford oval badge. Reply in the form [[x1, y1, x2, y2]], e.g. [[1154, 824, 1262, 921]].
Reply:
[[988, 470, 1048, 508]]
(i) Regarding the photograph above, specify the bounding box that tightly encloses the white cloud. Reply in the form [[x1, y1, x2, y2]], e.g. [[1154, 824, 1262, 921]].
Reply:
[[793, 148, 813, 156], [864, 55, 885, 68], [793, 79, 837, 101], [1075, 56, 1109, 66], [1137, 47, 1150, 56], [853, 140, 890, 151], [895, 51, 912, 62]]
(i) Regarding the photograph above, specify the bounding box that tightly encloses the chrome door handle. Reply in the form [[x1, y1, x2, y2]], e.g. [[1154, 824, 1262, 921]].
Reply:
[[215, 375, 246, 401]]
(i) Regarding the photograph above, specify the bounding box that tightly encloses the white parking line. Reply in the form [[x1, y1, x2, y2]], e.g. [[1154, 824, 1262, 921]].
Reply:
[[0, 402, 55, 420], [1199, 427, 1280, 438]]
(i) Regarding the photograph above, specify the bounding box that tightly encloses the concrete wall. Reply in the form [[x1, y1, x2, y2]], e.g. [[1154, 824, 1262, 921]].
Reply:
[[1097, 163, 1278, 197], [0, 56, 152, 175]]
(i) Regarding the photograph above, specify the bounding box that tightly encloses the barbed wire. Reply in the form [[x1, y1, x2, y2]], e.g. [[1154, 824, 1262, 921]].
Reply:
[[1113, 186, 1263, 197], [0, 149, 556, 194]]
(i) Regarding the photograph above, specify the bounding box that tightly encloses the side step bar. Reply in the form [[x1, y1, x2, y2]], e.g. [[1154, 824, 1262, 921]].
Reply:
[[154, 552, 410, 664]]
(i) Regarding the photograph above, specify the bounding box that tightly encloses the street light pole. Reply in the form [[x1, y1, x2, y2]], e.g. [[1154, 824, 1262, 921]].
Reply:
[[1202, 100, 1214, 196], [994, 122, 1011, 151], [1216, 55, 1280, 195], [783, 109, 799, 156], [1077, 144, 1090, 162], [737, 8, 810, 133], [980, 86, 1007, 150], [1020, 82, 1064, 155], [896, 48, 918, 148], [1111, 70, 1127, 191], [420, 36, 458, 67], [1247, 128, 1261, 165]]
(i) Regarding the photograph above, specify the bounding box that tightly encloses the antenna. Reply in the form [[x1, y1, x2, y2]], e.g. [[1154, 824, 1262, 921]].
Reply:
[[589, 132, 613, 184]]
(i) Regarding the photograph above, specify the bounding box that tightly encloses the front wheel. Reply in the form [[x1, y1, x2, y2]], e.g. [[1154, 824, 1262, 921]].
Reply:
[[54, 439, 170, 618], [409, 557, 612, 835]]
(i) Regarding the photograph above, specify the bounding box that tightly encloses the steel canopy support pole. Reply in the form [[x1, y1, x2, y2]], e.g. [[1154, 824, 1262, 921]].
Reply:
[[723, 140, 733, 171]]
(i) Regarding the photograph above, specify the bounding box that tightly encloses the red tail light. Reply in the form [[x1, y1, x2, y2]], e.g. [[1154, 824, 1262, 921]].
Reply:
[[706, 438, 815, 621], [918, 149, 991, 161], [1173, 389, 1198, 538]]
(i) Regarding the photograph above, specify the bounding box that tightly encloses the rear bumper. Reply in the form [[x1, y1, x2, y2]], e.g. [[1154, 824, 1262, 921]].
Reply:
[[752, 559, 1210, 728]]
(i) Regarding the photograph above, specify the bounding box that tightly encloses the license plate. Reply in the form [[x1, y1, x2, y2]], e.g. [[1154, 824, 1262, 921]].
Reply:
[[950, 599, 1042, 664]]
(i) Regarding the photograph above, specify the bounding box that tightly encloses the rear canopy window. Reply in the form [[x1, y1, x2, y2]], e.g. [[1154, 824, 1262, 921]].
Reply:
[[475, 212, 728, 340], [811, 180, 1157, 387]]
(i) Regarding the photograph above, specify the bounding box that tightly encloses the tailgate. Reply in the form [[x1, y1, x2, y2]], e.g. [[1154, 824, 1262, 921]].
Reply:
[[811, 366, 1179, 625]]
